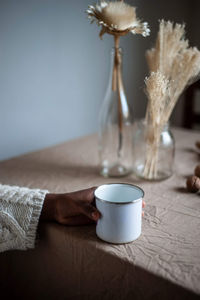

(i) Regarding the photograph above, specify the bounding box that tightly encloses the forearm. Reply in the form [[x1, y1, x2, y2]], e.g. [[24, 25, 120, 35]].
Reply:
[[0, 184, 48, 252]]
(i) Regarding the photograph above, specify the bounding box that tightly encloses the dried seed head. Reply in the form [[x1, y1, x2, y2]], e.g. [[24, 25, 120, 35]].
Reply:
[[186, 175, 200, 193], [86, 1, 150, 38], [101, 2, 137, 31]]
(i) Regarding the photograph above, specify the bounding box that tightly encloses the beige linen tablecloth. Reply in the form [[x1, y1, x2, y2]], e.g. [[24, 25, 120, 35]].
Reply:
[[0, 128, 200, 300]]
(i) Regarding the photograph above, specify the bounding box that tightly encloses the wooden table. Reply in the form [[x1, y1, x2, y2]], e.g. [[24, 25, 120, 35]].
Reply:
[[0, 128, 200, 299]]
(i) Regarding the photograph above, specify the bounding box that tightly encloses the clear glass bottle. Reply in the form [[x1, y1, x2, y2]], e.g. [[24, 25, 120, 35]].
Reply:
[[132, 119, 175, 181], [98, 48, 133, 177]]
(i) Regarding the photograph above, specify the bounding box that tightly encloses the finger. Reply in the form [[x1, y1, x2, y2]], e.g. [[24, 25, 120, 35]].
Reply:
[[59, 215, 95, 226], [142, 211, 144, 217], [79, 203, 101, 221], [142, 201, 146, 209]]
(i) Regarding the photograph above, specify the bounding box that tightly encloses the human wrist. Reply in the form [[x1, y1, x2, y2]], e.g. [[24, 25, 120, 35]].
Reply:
[[40, 193, 58, 221]]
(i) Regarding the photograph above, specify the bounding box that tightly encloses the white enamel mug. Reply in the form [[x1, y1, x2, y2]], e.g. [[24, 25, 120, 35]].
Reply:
[[94, 183, 144, 244]]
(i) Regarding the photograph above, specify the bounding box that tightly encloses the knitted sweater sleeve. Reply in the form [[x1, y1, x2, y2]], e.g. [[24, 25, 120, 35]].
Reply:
[[0, 184, 48, 253]]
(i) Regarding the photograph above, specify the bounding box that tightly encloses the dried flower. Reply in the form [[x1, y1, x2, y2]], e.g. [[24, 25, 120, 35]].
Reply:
[[147, 20, 200, 125], [143, 71, 171, 179], [146, 20, 188, 76], [86, 1, 150, 38], [143, 20, 200, 180], [145, 72, 170, 125]]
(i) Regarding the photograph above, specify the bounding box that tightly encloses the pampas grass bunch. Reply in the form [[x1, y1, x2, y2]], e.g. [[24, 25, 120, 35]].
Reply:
[[143, 20, 200, 179]]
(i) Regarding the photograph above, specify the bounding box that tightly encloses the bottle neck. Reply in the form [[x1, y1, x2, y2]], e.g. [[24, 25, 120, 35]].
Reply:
[[110, 47, 123, 92], [142, 118, 170, 131]]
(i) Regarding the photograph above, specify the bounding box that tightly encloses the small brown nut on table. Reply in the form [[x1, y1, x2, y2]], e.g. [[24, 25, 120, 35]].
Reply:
[[194, 165, 200, 178], [195, 141, 200, 150], [186, 175, 200, 193]]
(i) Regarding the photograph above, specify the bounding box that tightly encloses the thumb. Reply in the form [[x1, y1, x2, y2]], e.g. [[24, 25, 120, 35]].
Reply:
[[80, 203, 101, 221]]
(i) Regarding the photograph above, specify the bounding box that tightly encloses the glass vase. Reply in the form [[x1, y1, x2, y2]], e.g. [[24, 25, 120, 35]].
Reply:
[[132, 120, 175, 181], [98, 48, 133, 177]]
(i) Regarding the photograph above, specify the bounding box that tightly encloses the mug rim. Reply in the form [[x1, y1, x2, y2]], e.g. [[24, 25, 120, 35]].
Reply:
[[94, 183, 144, 205]]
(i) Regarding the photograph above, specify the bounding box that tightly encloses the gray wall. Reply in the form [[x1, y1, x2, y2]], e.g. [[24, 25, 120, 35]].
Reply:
[[0, 0, 195, 160]]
